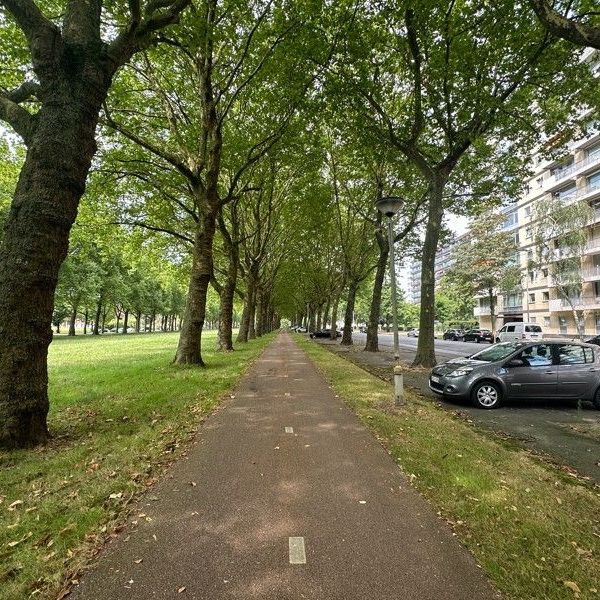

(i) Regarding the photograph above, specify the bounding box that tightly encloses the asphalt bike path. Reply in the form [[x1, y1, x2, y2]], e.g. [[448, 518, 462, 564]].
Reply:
[[71, 331, 498, 599]]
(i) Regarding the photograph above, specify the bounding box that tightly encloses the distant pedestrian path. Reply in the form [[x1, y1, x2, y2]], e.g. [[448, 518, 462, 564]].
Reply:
[[71, 332, 498, 599]]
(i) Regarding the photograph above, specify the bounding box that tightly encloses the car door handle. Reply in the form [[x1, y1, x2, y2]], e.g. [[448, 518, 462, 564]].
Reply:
[[545, 371, 554, 374], [589, 368, 598, 372]]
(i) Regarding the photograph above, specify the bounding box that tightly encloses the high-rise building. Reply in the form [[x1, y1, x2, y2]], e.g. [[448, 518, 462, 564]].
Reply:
[[406, 233, 469, 304], [474, 126, 600, 335]]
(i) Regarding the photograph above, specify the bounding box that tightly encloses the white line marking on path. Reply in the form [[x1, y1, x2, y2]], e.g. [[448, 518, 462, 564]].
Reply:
[[289, 537, 306, 564], [285, 427, 294, 434]]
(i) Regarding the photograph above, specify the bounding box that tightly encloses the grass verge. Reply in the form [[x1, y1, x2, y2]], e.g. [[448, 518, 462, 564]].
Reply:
[[0, 331, 272, 600], [297, 336, 600, 600]]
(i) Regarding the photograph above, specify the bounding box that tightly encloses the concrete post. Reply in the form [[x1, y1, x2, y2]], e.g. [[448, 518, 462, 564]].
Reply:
[[393, 366, 404, 406]]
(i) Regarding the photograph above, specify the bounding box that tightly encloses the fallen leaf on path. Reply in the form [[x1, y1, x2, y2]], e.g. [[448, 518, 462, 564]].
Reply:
[[134, 559, 143, 564], [178, 586, 186, 593]]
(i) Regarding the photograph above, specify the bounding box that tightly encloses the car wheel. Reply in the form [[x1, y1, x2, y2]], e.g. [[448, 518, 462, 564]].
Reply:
[[593, 387, 600, 410], [471, 381, 502, 409], [476, 338, 480, 343], [495, 337, 500, 343]]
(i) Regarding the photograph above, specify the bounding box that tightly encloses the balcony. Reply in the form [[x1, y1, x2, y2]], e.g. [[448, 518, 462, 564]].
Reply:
[[586, 237, 600, 254], [552, 152, 600, 185], [501, 305, 523, 315], [474, 306, 491, 316], [561, 181, 600, 207], [549, 296, 600, 311], [582, 265, 600, 281]]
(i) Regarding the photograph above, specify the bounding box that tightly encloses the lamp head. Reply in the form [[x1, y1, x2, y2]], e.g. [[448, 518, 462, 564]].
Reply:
[[376, 196, 403, 218]]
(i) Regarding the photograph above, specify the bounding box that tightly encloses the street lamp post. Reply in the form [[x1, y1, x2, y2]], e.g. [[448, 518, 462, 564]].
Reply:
[[376, 196, 403, 361]]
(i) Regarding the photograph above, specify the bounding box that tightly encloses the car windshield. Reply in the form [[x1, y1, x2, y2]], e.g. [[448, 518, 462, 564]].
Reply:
[[469, 342, 523, 362]]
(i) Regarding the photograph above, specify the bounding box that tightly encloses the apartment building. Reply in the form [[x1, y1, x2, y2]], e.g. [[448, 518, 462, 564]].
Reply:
[[407, 233, 468, 304], [474, 127, 600, 336]]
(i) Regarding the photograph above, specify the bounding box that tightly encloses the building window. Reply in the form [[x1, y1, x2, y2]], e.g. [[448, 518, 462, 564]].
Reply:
[[544, 316, 551, 327], [530, 316, 537, 323], [588, 143, 600, 160], [552, 184, 577, 202], [542, 268, 548, 277], [529, 271, 535, 283], [525, 205, 531, 217], [596, 314, 600, 334], [526, 227, 532, 240], [529, 293, 535, 303], [536, 176, 543, 188], [588, 170, 600, 191], [559, 317, 567, 334], [542, 291, 549, 302]]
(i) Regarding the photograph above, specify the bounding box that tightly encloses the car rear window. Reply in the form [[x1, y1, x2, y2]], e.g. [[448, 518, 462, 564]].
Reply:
[[525, 325, 542, 333], [557, 344, 594, 365]]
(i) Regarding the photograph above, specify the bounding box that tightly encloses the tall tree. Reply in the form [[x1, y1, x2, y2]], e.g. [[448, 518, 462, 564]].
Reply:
[[531, 197, 593, 339], [336, 0, 590, 366], [0, 0, 190, 447], [446, 214, 521, 336]]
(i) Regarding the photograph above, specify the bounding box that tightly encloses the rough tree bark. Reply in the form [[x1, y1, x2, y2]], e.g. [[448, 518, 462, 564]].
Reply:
[[174, 211, 217, 365], [413, 183, 445, 368], [0, 0, 190, 447], [341, 282, 358, 346], [365, 236, 389, 352]]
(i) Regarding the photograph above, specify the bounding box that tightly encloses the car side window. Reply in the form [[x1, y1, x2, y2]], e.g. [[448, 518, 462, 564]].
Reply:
[[557, 345, 587, 365], [499, 326, 507, 333], [507, 325, 515, 332], [584, 347, 595, 363], [518, 344, 552, 367]]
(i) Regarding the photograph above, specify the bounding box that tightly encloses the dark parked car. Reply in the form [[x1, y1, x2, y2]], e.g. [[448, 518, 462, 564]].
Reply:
[[429, 340, 600, 409], [586, 335, 600, 346], [462, 328, 493, 343], [310, 329, 342, 339], [443, 329, 464, 341]]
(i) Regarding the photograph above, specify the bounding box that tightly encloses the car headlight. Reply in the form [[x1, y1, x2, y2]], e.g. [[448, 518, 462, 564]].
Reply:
[[448, 367, 474, 377]]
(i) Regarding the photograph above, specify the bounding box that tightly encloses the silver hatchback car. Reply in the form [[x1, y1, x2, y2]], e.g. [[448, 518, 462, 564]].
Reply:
[[429, 340, 600, 409]]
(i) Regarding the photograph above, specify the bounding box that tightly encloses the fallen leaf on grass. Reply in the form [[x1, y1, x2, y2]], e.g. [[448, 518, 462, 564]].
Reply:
[[109, 492, 123, 500], [178, 586, 186, 593], [564, 581, 581, 594], [8, 531, 32, 547], [8, 500, 23, 511], [134, 559, 143, 564]]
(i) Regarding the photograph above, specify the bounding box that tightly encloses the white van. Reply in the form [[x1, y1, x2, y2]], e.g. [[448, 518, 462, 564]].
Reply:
[[496, 322, 543, 343]]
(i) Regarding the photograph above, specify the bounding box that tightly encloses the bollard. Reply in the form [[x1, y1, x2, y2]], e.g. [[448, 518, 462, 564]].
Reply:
[[393, 366, 404, 407]]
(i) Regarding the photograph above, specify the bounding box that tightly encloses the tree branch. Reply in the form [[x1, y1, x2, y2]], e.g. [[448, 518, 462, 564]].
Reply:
[[111, 220, 194, 244], [0, 94, 36, 143], [529, 0, 600, 49]]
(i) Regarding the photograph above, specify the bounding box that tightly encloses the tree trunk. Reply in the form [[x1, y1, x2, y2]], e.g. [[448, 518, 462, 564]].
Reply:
[[323, 299, 331, 330], [248, 299, 257, 340], [174, 212, 217, 365], [414, 182, 446, 368], [341, 282, 358, 346], [83, 309, 89, 335], [330, 296, 340, 340], [365, 239, 388, 352], [255, 287, 264, 337], [123, 310, 129, 334], [135, 312, 141, 333], [237, 273, 256, 343], [93, 301, 101, 335], [488, 288, 496, 340], [101, 306, 107, 333], [0, 91, 109, 446], [69, 307, 77, 337]]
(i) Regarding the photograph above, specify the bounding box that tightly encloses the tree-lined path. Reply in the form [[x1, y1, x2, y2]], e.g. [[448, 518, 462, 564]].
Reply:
[[71, 332, 497, 599]]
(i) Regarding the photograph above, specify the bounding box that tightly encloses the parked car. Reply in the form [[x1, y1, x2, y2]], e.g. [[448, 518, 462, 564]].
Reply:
[[496, 322, 543, 343], [310, 329, 342, 339], [462, 328, 493, 343], [443, 329, 464, 341], [586, 335, 600, 346], [358, 325, 368, 333], [429, 340, 600, 409], [407, 328, 419, 337], [296, 326, 307, 333]]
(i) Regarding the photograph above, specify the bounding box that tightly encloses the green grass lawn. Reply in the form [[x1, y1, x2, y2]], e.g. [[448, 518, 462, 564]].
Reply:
[[0, 331, 272, 600], [297, 336, 600, 600]]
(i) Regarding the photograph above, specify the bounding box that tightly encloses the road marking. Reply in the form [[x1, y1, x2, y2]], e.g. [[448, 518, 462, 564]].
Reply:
[[289, 537, 306, 564], [285, 426, 294, 433]]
